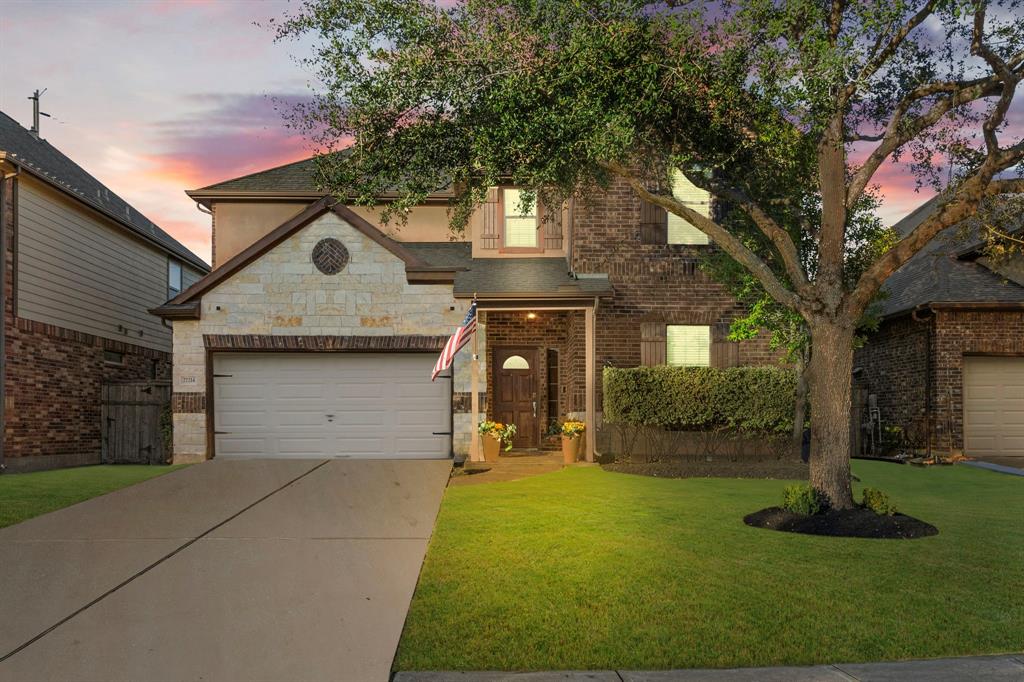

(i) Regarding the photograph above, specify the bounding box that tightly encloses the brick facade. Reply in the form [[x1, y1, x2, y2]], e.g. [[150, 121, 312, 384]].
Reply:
[[854, 308, 1024, 453], [2, 177, 170, 472], [484, 310, 577, 446], [571, 175, 777, 409]]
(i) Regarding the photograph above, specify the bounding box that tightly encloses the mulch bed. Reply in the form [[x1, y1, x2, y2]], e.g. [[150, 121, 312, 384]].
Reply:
[[603, 459, 809, 480], [744, 506, 939, 539]]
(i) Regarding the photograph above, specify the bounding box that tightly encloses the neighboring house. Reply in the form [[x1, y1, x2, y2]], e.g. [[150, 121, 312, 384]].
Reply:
[[855, 197, 1024, 462], [0, 110, 209, 472], [155, 158, 776, 464]]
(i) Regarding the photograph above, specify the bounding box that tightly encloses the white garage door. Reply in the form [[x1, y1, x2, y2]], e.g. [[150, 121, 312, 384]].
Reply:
[[963, 356, 1024, 459], [213, 353, 450, 459]]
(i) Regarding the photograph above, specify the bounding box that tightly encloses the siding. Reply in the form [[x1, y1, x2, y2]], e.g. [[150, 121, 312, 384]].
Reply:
[[16, 178, 202, 352], [183, 266, 202, 289]]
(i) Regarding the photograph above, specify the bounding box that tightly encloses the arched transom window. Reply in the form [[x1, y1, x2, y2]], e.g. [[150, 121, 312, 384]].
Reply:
[[502, 355, 531, 370]]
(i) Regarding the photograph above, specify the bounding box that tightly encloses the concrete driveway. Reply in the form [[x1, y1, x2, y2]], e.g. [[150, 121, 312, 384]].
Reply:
[[0, 458, 451, 682]]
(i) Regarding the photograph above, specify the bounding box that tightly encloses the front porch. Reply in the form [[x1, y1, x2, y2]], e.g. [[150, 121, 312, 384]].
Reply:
[[451, 450, 597, 486], [463, 297, 599, 463]]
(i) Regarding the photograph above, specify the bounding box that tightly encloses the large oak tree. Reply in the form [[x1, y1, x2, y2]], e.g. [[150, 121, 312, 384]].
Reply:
[[276, 0, 1024, 508]]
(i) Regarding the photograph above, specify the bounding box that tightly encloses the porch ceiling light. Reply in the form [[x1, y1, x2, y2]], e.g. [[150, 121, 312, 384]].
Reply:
[[526, 312, 538, 320]]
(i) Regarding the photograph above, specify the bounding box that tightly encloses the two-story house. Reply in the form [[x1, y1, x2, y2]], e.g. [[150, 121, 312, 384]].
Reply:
[[1, 110, 209, 472], [155, 158, 774, 464]]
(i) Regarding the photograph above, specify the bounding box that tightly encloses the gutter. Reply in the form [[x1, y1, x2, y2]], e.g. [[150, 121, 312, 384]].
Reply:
[[0, 160, 20, 472], [185, 189, 457, 209]]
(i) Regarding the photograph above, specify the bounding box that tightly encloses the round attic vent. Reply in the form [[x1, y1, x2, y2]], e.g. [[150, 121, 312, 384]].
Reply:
[[312, 238, 349, 275]]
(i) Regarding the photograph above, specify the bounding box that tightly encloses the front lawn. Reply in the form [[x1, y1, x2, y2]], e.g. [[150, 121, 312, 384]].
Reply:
[[0, 464, 185, 529], [396, 462, 1024, 671]]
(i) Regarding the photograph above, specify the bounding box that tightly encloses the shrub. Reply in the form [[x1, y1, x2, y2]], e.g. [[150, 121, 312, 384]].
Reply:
[[782, 483, 826, 515], [861, 487, 898, 516], [603, 365, 797, 434]]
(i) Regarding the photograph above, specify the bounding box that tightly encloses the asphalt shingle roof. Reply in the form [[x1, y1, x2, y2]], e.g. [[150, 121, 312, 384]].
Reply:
[[0, 111, 208, 271], [453, 257, 611, 297], [196, 157, 323, 193], [402, 242, 611, 297], [879, 197, 1024, 317]]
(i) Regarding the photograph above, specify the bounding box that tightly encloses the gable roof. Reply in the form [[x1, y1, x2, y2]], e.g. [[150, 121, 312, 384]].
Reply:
[[185, 152, 455, 203], [154, 196, 440, 316], [192, 156, 324, 194], [0, 110, 209, 272], [878, 196, 1024, 317]]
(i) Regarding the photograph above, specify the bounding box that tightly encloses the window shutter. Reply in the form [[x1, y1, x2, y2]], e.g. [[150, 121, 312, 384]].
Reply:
[[640, 322, 667, 366], [710, 323, 739, 368], [542, 200, 563, 250], [475, 187, 500, 250], [639, 199, 667, 244]]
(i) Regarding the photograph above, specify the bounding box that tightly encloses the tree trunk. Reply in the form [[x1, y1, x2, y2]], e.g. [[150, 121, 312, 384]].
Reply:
[[806, 320, 856, 510], [791, 351, 808, 448]]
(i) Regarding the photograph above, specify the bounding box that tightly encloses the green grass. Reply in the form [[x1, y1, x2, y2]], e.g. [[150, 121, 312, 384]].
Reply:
[[396, 462, 1024, 670], [0, 464, 186, 529]]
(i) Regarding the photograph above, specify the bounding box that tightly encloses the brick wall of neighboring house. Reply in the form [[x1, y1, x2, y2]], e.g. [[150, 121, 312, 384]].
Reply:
[[570, 175, 778, 409], [2, 177, 170, 472], [853, 314, 932, 449], [931, 309, 1024, 452], [854, 308, 1024, 454]]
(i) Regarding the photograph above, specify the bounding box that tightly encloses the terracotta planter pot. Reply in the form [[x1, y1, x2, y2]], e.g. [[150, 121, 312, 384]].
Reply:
[[561, 434, 582, 465], [481, 434, 502, 462]]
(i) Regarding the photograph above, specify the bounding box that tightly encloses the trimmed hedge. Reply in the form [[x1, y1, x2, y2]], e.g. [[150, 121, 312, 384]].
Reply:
[[603, 365, 796, 434]]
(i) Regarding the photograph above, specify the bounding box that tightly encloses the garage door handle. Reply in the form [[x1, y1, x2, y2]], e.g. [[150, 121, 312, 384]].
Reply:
[[432, 431, 452, 436]]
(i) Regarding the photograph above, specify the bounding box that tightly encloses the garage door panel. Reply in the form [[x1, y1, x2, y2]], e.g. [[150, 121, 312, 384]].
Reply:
[[333, 414, 386, 428], [964, 356, 1024, 458], [213, 353, 450, 459]]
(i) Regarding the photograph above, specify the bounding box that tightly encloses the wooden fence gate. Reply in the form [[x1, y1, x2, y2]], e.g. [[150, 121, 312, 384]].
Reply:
[[101, 381, 171, 464]]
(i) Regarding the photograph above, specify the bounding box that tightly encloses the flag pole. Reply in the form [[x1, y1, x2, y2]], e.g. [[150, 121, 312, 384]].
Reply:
[[469, 294, 481, 462]]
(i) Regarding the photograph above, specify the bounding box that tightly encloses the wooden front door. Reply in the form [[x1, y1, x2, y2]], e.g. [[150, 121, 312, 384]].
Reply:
[[492, 348, 539, 448]]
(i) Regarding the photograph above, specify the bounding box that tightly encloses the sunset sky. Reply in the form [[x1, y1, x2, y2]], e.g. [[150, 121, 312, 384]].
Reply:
[[1, 0, 999, 265]]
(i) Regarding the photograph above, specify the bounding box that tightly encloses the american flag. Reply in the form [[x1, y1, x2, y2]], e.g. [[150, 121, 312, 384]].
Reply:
[[431, 300, 477, 381]]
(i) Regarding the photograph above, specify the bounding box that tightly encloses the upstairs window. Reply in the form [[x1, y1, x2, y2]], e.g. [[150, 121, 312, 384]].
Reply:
[[667, 171, 710, 245], [168, 259, 183, 298], [639, 170, 711, 245], [502, 188, 539, 249], [666, 325, 711, 367]]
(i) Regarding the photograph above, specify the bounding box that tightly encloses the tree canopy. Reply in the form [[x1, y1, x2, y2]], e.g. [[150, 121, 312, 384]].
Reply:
[[275, 0, 1024, 507]]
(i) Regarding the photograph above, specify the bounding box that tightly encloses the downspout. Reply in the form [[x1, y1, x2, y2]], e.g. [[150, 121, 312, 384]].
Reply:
[[565, 197, 575, 277], [0, 162, 20, 472], [911, 304, 934, 459]]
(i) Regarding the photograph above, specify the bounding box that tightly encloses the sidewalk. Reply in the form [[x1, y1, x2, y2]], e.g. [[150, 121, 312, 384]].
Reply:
[[393, 653, 1024, 681]]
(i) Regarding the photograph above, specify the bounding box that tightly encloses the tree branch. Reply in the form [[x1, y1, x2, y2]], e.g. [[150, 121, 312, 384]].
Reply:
[[846, 68, 1020, 208], [685, 175, 811, 293], [601, 161, 806, 313], [846, 0, 940, 100]]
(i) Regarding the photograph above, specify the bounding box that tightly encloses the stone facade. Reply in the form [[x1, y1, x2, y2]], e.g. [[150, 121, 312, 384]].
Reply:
[[170, 212, 473, 462], [2, 177, 169, 472], [854, 308, 1024, 453]]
